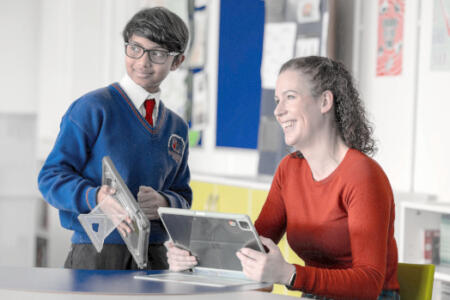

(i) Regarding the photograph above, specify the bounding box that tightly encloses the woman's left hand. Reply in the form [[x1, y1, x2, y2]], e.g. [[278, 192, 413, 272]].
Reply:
[[236, 236, 296, 285]]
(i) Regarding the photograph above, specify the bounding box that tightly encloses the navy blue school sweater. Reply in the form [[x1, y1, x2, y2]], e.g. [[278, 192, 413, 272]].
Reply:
[[38, 83, 192, 244]]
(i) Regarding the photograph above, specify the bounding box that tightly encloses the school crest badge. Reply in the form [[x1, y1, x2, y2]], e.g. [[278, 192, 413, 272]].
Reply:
[[168, 134, 185, 163]]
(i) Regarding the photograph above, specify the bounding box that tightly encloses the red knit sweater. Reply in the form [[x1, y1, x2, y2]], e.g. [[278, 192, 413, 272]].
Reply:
[[255, 149, 399, 300]]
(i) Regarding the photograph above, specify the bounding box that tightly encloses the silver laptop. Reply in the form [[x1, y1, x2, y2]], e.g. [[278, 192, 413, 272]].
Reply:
[[134, 207, 266, 287]]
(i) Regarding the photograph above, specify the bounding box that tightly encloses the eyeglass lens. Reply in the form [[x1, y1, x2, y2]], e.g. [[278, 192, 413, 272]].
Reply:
[[125, 44, 170, 64]]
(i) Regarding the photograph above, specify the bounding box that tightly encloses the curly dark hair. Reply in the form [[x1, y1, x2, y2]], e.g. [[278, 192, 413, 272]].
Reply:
[[279, 56, 376, 157], [123, 7, 189, 54]]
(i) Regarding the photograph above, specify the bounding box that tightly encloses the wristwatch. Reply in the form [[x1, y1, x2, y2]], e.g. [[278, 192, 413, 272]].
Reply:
[[286, 270, 297, 290]]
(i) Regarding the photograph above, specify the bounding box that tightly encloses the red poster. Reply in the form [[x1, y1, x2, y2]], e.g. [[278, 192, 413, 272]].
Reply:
[[376, 0, 404, 76]]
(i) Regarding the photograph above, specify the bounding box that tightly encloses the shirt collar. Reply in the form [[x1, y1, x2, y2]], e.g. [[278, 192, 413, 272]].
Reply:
[[119, 74, 161, 109]]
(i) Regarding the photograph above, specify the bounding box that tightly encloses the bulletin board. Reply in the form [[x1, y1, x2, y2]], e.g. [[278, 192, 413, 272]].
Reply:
[[215, 0, 265, 149], [215, 0, 331, 152], [186, 1, 209, 147], [258, 0, 332, 175]]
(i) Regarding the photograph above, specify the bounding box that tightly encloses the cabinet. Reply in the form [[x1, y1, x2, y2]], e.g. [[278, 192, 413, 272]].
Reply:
[[397, 199, 450, 300], [0, 196, 44, 267], [0, 113, 48, 267], [190, 174, 303, 297]]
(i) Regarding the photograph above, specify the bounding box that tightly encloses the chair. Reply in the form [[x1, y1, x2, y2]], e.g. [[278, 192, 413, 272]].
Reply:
[[397, 263, 435, 300]]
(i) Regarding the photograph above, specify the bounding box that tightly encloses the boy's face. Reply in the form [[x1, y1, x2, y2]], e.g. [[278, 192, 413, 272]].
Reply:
[[125, 34, 184, 93]]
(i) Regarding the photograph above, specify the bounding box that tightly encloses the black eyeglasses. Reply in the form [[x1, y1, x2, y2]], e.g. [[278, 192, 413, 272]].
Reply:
[[124, 43, 179, 64]]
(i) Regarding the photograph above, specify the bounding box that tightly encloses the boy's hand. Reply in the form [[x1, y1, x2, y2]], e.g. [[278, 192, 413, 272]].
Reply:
[[137, 185, 168, 220], [96, 185, 132, 236]]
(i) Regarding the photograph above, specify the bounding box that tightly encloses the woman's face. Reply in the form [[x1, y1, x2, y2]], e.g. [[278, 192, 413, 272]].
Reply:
[[274, 69, 323, 150]]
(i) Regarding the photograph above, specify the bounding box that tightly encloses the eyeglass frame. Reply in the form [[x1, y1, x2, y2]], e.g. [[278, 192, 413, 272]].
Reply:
[[124, 42, 180, 64]]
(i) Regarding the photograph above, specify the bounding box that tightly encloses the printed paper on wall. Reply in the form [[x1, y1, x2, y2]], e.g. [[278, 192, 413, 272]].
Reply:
[[431, 0, 450, 71], [261, 22, 297, 89], [376, 0, 404, 76]]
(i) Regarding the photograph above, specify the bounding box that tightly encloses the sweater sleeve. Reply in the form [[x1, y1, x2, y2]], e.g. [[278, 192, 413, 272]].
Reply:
[[254, 160, 287, 244], [38, 102, 100, 214], [159, 133, 192, 209], [292, 164, 394, 300]]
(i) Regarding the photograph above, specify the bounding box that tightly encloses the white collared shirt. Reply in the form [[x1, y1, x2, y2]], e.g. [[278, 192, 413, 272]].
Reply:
[[119, 74, 161, 124]]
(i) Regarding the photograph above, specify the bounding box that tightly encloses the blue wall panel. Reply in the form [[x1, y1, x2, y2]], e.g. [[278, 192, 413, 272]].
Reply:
[[216, 0, 265, 149]]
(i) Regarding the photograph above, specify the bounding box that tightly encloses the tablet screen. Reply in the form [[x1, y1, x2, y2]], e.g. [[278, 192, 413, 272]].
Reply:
[[159, 208, 265, 271]]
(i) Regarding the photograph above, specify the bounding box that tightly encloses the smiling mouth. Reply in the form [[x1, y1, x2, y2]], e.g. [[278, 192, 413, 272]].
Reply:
[[134, 70, 152, 77], [281, 120, 296, 129]]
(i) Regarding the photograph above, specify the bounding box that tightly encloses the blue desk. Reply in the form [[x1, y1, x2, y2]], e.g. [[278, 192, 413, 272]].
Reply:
[[0, 267, 305, 299]]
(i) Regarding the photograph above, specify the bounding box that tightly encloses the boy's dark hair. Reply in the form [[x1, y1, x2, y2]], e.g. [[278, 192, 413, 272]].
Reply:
[[123, 7, 189, 53]]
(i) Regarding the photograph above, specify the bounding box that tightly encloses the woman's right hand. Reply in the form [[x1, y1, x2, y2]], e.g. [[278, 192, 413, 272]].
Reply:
[[165, 241, 198, 271]]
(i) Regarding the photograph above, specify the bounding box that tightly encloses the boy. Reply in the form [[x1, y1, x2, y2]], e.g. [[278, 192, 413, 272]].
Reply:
[[38, 7, 192, 270]]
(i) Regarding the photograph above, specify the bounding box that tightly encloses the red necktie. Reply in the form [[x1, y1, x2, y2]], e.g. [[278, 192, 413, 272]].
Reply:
[[144, 99, 155, 126]]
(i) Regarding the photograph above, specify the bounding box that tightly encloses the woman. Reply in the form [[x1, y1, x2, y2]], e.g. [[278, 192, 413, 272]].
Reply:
[[166, 56, 400, 300]]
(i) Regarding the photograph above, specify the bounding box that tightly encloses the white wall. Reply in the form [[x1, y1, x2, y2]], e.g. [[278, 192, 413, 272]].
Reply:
[[413, 0, 450, 201], [0, 0, 39, 113], [358, 0, 419, 193], [0, 0, 41, 267], [358, 0, 450, 202]]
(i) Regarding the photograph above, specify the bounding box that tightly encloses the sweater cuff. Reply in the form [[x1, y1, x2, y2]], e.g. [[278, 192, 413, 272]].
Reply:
[[159, 191, 176, 208], [159, 191, 188, 208], [85, 186, 100, 212]]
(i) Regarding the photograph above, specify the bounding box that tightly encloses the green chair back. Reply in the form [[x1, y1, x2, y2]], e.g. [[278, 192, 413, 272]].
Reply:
[[397, 263, 435, 300]]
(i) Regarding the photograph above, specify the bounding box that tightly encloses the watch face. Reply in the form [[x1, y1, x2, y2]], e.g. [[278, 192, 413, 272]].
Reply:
[[287, 271, 296, 289]]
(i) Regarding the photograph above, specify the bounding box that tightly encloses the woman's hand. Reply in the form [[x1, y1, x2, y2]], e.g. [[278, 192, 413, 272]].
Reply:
[[165, 241, 198, 271], [236, 236, 296, 285]]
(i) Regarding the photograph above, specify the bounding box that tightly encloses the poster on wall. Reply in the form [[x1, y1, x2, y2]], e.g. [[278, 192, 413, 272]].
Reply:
[[431, 0, 450, 71], [376, 0, 404, 76], [295, 0, 321, 23], [261, 22, 297, 89]]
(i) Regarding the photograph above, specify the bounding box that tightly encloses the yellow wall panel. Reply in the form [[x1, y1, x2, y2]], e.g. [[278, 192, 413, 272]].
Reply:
[[216, 185, 250, 214], [190, 180, 303, 297], [249, 189, 268, 222], [190, 180, 216, 211]]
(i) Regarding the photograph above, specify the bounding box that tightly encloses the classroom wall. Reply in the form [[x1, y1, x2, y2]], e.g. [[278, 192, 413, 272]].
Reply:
[[358, 0, 450, 202], [358, 0, 418, 193], [0, 0, 40, 267], [2, 0, 450, 267], [413, 0, 450, 202], [0, 0, 39, 113]]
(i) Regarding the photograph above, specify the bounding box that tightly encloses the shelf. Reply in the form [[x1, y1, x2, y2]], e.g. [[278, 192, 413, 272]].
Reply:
[[402, 200, 450, 214], [436, 265, 450, 282], [399, 200, 450, 291], [192, 173, 271, 190]]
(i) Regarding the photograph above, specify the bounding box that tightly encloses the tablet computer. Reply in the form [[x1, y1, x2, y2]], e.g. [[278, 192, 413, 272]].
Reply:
[[134, 207, 266, 287], [79, 156, 150, 269]]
